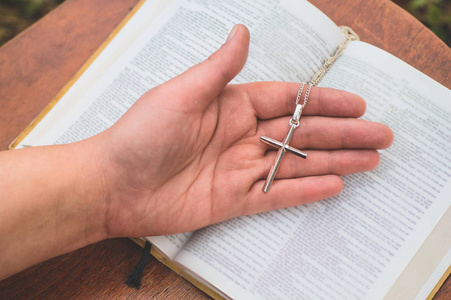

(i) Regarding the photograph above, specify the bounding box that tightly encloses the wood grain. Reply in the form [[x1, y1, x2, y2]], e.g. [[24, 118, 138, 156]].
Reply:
[[0, 0, 449, 299], [0, 239, 206, 299]]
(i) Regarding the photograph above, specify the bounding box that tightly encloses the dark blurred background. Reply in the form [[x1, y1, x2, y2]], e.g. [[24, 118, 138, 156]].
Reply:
[[0, 0, 450, 46]]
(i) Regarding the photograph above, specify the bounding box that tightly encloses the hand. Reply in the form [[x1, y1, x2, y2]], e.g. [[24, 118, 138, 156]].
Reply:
[[95, 25, 393, 238]]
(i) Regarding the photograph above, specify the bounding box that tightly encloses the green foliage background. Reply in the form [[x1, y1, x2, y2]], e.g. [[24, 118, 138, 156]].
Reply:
[[400, 0, 451, 45], [0, 0, 449, 46]]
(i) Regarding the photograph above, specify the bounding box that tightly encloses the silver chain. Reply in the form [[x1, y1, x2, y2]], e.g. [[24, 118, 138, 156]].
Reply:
[[295, 82, 305, 105], [295, 82, 312, 109], [290, 82, 312, 127], [291, 27, 358, 128]]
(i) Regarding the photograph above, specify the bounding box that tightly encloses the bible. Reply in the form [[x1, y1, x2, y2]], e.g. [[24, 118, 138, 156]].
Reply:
[[10, 0, 451, 299]]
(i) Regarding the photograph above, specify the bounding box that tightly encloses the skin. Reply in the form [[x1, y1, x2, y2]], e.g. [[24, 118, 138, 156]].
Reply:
[[0, 25, 393, 280]]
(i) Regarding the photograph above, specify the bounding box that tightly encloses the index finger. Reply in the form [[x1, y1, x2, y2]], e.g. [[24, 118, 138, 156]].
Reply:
[[242, 82, 366, 119]]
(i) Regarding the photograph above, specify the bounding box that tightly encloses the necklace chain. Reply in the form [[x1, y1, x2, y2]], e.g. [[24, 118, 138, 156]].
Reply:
[[295, 82, 312, 110]]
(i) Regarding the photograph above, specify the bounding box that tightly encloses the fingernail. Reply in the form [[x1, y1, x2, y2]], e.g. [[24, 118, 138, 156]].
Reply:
[[226, 25, 239, 42]]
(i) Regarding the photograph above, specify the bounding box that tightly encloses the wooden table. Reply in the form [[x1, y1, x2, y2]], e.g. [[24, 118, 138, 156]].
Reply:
[[0, 0, 449, 298]]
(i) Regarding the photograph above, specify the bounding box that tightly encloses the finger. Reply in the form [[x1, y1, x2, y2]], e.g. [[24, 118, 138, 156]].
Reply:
[[150, 24, 250, 113], [241, 175, 343, 215], [243, 82, 366, 119], [258, 116, 394, 150], [258, 149, 380, 180]]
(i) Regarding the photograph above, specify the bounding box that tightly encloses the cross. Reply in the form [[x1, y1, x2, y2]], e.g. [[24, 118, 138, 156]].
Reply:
[[260, 104, 307, 192]]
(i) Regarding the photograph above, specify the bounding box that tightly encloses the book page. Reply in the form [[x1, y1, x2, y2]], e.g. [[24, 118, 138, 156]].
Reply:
[[15, 0, 345, 258], [17, 0, 344, 148], [318, 41, 451, 299], [173, 42, 451, 299]]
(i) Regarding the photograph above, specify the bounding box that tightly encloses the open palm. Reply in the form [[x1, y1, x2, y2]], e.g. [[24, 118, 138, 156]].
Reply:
[[97, 25, 393, 238]]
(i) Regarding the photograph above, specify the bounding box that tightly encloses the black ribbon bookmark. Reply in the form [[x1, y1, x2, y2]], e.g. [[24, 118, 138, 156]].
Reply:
[[126, 241, 151, 289]]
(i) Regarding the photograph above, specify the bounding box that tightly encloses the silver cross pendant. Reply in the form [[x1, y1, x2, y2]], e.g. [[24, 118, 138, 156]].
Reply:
[[260, 104, 307, 192]]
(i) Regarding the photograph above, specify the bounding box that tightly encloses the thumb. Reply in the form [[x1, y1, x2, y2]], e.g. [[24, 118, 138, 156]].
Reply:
[[155, 24, 250, 111]]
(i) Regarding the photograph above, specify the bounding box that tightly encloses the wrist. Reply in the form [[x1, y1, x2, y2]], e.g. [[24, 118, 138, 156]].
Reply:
[[0, 141, 108, 279], [71, 137, 110, 244]]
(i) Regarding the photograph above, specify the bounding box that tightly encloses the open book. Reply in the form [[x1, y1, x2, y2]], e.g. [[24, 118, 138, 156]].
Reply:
[[10, 0, 450, 299]]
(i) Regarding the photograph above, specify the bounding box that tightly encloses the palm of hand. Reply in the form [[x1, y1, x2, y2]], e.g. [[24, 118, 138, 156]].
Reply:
[[102, 84, 267, 236], [97, 25, 392, 238]]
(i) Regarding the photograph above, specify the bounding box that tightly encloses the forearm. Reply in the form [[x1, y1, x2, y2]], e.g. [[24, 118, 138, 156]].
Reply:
[[0, 140, 107, 280]]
